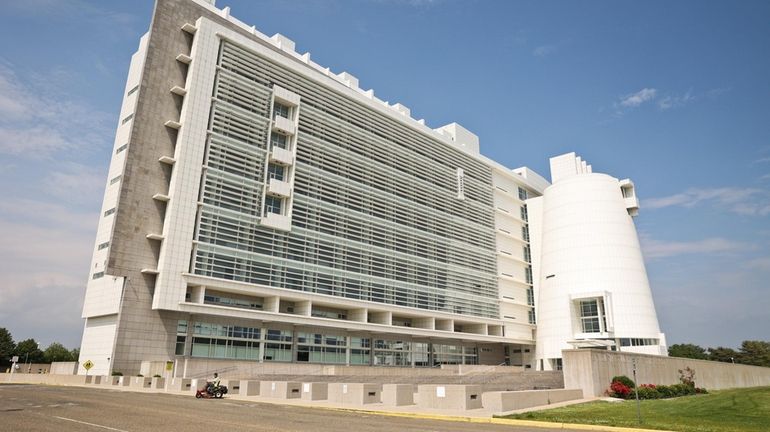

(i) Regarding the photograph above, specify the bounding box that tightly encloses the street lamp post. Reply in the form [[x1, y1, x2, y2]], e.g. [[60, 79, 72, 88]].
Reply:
[[24, 343, 40, 373], [632, 358, 642, 424]]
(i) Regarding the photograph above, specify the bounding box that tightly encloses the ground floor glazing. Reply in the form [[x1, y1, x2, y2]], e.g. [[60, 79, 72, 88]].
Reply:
[[175, 319, 529, 367]]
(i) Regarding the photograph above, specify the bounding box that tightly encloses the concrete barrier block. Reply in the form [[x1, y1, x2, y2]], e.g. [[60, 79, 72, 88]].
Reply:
[[328, 383, 382, 405], [102, 376, 121, 386], [300, 382, 328, 401], [117, 376, 131, 386], [239, 380, 260, 396], [191, 379, 205, 393], [382, 384, 414, 406], [417, 385, 482, 410], [85, 375, 102, 384], [167, 378, 192, 391], [260, 381, 302, 399], [150, 377, 165, 389], [130, 377, 152, 388], [222, 379, 240, 395]]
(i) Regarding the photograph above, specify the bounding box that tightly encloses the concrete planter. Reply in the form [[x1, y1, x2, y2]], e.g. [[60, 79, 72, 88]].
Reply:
[[382, 384, 414, 406], [328, 383, 382, 405], [167, 378, 193, 392], [417, 385, 482, 410], [222, 379, 240, 395], [300, 382, 328, 401], [150, 377, 165, 389], [130, 377, 152, 388], [260, 381, 301, 399], [239, 380, 260, 396]]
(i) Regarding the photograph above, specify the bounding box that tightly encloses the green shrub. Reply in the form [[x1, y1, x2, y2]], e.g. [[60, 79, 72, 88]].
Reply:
[[111, 371, 123, 376], [136, 374, 144, 377], [656, 385, 674, 398], [152, 374, 161, 378], [636, 385, 660, 400], [672, 383, 696, 396], [611, 375, 635, 389]]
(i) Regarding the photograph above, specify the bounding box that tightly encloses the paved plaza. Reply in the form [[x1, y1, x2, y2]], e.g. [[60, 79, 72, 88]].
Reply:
[[1, 384, 574, 432]]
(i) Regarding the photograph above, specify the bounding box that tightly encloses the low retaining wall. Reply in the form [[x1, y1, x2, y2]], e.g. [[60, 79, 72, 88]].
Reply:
[[481, 389, 583, 412], [50, 362, 78, 375], [564, 349, 770, 396], [0, 373, 87, 385]]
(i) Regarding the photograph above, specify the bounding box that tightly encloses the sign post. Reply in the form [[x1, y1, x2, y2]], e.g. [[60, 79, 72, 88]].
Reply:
[[8, 356, 19, 382], [165, 360, 173, 390]]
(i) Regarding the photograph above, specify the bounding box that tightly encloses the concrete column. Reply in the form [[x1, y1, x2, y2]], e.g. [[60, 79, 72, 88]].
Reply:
[[345, 336, 351, 366]]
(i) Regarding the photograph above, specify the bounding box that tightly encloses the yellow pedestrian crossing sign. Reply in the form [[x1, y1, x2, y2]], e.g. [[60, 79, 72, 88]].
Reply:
[[83, 360, 94, 371]]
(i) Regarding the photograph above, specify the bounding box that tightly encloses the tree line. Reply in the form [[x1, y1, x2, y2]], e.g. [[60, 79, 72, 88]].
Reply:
[[0, 327, 79, 369], [668, 340, 770, 367]]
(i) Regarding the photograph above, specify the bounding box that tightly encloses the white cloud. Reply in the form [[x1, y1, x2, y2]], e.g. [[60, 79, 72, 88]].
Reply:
[[619, 88, 657, 108], [744, 256, 770, 271], [0, 63, 113, 158], [6, 0, 136, 27], [658, 89, 694, 110], [645, 187, 770, 216], [0, 199, 97, 348], [42, 163, 108, 205], [533, 44, 557, 58], [752, 157, 770, 164], [640, 236, 751, 259]]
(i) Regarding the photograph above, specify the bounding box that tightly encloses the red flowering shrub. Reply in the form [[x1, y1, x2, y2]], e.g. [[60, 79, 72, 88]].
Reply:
[[609, 380, 632, 398]]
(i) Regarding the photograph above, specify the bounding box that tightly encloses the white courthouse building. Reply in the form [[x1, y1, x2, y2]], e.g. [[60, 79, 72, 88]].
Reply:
[[78, 0, 666, 376]]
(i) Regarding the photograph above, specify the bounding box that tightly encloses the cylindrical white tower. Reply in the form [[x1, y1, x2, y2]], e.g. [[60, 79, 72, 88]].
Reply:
[[534, 153, 666, 371]]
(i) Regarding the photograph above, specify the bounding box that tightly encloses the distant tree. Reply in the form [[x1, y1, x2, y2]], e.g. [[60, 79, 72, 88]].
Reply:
[[13, 339, 44, 363], [70, 348, 80, 361], [668, 343, 708, 360], [738, 340, 770, 367], [43, 342, 74, 363], [0, 328, 15, 368], [708, 346, 740, 364]]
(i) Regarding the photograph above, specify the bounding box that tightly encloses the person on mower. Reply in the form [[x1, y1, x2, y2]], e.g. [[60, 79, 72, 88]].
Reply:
[[207, 372, 220, 394]]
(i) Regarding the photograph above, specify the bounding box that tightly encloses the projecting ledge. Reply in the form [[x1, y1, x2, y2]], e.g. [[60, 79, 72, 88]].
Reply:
[[152, 193, 170, 202], [176, 54, 192, 64], [164, 120, 182, 129], [170, 86, 187, 96], [158, 156, 176, 165], [141, 268, 159, 275], [181, 23, 197, 34], [146, 233, 164, 241]]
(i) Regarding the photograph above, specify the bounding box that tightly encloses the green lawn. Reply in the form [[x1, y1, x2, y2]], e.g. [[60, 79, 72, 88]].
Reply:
[[500, 387, 770, 432]]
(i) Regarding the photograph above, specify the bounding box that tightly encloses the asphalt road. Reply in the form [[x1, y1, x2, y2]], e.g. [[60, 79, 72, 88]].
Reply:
[[0, 384, 571, 432]]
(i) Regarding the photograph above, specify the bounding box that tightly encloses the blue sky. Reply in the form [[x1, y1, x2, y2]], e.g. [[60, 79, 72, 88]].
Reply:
[[0, 0, 768, 351]]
